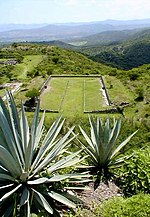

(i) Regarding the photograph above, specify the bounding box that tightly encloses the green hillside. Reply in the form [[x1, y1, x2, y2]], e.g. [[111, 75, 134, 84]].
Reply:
[[72, 28, 150, 69], [0, 43, 149, 123], [0, 43, 112, 84], [68, 28, 142, 47], [91, 40, 150, 69], [0, 32, 149, 217]]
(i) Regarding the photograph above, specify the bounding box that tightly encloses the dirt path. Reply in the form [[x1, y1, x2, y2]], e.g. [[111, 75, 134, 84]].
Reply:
[[75, 181, 123, 214]]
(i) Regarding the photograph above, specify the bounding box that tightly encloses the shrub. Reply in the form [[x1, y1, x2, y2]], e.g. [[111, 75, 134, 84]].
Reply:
[[102, 193, 150, 217], [25, 88, 40, 98], [116, 147, 150, 196], [64, 194, 150, 217]]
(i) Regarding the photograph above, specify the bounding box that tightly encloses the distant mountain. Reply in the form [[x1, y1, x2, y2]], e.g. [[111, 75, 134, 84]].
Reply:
[[67, 29, 144, 46], [99, 18, 150, 26], [0, 24, 47, 32], [1, 19, 150, 42], [0, 23, 114, 42]]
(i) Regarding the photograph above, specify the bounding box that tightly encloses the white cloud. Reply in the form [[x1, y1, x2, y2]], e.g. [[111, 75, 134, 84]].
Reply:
[[64, 0, 97, 6], [65, 0, 78, 5], [94, 0, 150, 20]]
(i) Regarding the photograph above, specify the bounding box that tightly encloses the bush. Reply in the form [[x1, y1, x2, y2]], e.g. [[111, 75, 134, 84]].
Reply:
[[102, 193, 150, 217], [116, 147, 150, 196], [25, 88, 40, 98], [65, 194, 150, 217]]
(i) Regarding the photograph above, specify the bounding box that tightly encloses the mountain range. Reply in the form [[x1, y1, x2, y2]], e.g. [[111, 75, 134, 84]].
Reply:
[[1, 19, 150, 42]]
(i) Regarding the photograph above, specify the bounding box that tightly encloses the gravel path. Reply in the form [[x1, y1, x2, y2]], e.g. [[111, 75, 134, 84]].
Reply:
[[78, 181, 123, 208]]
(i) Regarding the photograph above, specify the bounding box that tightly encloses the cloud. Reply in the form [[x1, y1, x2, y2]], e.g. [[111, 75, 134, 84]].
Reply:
[[65, 0, 78, 5], [56, 0, 150, 21], [65, 0, 97, 6], [94, 0, 150, 20]]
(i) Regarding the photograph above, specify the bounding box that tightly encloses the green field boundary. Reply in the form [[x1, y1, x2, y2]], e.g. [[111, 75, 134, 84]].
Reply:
[[84, 108, 120, 114], [39, 76, 52, 93], [19, 75, 127, 116], [51, 74, 101, 78], [40, 76, 123, 115]]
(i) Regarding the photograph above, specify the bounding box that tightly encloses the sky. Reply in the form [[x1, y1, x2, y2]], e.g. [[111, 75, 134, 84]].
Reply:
[[0, 0, 150, 24]]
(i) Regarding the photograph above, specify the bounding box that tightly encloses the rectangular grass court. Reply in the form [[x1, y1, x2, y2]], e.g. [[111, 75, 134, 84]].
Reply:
[[40, 76, 108, 115]]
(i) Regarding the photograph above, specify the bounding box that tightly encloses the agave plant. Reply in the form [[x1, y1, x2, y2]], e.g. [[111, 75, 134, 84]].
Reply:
[[0, 91, 90, 217], [78, 116, 138, 188]]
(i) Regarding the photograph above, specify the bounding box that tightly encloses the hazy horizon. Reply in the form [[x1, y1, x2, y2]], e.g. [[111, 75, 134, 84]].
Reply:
[[1, 18, 150, 26], [1, 0, 150, 25]]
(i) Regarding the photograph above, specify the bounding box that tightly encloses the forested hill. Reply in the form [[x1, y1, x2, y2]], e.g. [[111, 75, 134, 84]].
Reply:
[[0, 43, 112, 84], [67, 28, 143, 46], [78, 28, 150, 70], [90, 40, 150, 69]]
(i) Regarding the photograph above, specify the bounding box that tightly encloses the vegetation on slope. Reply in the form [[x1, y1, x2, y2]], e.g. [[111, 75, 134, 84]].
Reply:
[[0, 42, 149, 217], [0, 43, 112, 85], [0, 42, 149, 122], [26, 45, 111, 77], [72, 28, 150, 70], [91, 40, 150, 69]]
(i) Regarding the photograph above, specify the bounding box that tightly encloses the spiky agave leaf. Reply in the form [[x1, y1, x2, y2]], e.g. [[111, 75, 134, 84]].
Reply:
[[79, 116, 137, 182], [0, 91, 90, 216]]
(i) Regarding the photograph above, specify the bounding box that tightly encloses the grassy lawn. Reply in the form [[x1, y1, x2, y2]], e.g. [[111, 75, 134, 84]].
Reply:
[[40, 78, 84, 115], [0, 58, 10, 61], [60, 78, 84, 116], [104, 75, 135, 105], [40, 78, 68, 111], [84, 78, 108, 111], [40, 77, 109, 116], [13, 75, 136, 119], [11, 55, 44, 80]]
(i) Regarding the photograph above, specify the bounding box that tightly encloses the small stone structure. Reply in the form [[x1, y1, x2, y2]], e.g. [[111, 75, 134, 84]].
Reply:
[[100, 76, 111, 106]]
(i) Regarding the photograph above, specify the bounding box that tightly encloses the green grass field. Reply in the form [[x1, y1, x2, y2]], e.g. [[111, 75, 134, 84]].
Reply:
[[40, 76, 136, 117], [0, 89, 5, 97], [40, 78, 68, 111], [104, 75, 135, 105], [1, 74, 135, 118], [84, 78, 108, 111], [40, 77, 107, 116], [11, 55, 44, 80]]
